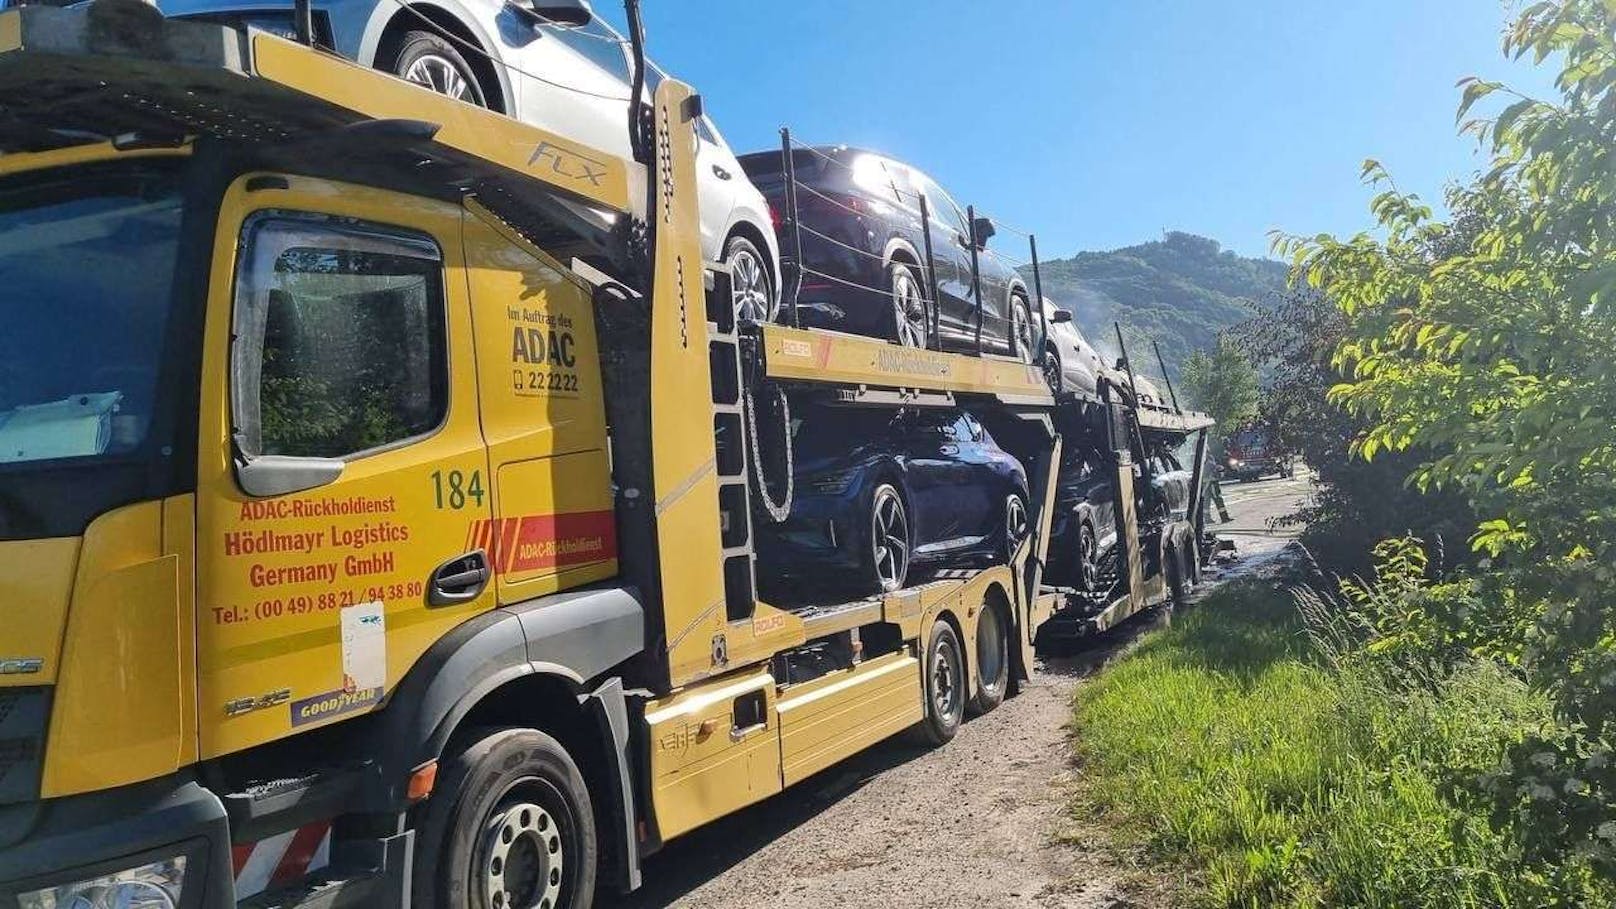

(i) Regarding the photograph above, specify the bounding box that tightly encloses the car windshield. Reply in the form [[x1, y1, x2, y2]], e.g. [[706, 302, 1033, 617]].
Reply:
[[0, 160, 184, 466]]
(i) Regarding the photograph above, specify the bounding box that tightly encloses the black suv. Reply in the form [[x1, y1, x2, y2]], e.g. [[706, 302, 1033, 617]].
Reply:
[[739, 146, 1034, 359]]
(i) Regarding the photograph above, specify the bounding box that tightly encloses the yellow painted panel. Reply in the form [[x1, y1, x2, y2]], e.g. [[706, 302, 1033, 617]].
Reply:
[[491, 454, 617, 596], [0, 10, 19, 54], [777, 652, 922, 787], [194, 175, 495, 758], [163, 495, 201, 771], [250, 33, 629, 213], [645, 669, 781, 840], [0, 537, 79, 687], [763, 325, 1053, 401], [647, 79, 728, 687], [639, 663, 778, 841], [43, 503, 185, 797], [460, 205, 616, 600]]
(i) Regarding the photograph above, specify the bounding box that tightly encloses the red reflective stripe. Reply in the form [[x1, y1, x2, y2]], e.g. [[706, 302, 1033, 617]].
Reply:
[[503, 510, 617, 573], [499, 516, 523, 574], [231, 843, 254, 876], [269, 821, 331, 890]]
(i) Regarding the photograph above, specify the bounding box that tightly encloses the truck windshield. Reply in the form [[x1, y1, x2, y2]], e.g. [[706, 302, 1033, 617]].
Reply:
[[0, 160, 185, 466]]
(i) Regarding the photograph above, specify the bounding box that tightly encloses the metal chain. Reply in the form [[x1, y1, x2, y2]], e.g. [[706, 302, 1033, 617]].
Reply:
[[744, 378, 793, 524]]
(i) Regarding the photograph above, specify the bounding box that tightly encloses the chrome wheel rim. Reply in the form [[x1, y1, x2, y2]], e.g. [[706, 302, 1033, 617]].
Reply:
[[931, 636, 960, 720], [729, 246, 775, 324], [1043, 348, 1062, 392], [402, 54, 481, 104], [1005, 496, 1027, 560], [976, 606, 1004, 695], [1079, 525, 1098, 588], [481, 800, 563, 909], [871, 487, 909, 591], [892, 267, 927, 348], [1010, 299, 1034, 363]]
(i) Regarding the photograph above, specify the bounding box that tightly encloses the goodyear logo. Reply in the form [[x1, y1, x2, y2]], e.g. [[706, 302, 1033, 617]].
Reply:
[[290, 686, 383, 727]]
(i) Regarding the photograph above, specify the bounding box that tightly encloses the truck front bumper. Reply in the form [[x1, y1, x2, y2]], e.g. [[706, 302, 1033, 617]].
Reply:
[[0, 774, 234, 908]]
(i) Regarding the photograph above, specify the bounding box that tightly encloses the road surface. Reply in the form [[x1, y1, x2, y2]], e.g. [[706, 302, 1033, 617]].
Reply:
[[604, 473, 1315, 909]]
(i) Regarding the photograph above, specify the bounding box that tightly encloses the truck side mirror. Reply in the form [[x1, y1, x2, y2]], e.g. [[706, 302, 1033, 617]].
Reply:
[[971, 215, 996, 249], [530, 0, 592, 26], [236, 455, 344, 498], [1051, 309, 1073, 324]]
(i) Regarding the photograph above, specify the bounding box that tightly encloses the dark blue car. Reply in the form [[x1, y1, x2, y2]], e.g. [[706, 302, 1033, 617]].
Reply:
[[757, 407, 1029, 599]]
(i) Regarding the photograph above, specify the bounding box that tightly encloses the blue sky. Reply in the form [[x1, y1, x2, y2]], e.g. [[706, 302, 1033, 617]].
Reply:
[[601, 1, 1557, 261]]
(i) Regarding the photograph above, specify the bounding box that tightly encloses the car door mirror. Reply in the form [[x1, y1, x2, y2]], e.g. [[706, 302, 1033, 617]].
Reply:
[[971, 215, 996, 249], [529, 0, 592, 26], [1051, 309, 1073, 324]]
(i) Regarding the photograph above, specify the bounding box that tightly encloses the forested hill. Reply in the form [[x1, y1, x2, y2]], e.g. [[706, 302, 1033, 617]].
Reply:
[[1019, 231, 1288, 374]]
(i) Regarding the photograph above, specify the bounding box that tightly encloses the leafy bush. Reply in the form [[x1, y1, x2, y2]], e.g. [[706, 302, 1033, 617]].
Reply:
[[1276, 0, 1616, 874]]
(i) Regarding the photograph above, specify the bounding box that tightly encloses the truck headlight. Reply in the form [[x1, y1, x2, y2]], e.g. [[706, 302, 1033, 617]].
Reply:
[[1227, 458, 1241, 467], [19, 856, 186, 909]]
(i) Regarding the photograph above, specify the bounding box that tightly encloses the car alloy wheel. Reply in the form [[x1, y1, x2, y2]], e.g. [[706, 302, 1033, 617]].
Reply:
[[1042, 346, 1063, 394], [1004, 494, 1028, 563], [891, 264, 928, 348], [726, 238, 777, 324], [1010, 297, 1034, 363], [1076, 521, 1099, 592], [402, 53, 483, 105], [869, 484, 910, 592]]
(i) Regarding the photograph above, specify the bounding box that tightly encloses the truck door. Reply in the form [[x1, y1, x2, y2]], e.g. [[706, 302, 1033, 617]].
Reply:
[[195, 178, 494, 759], [460, 205, 616, 603]]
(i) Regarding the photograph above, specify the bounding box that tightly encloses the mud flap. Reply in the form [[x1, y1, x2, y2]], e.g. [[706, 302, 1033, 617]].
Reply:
[[582, 677, 641, 893]]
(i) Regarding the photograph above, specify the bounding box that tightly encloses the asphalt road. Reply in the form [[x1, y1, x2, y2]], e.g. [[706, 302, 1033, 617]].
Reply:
[[602, 473, 1315, 909]]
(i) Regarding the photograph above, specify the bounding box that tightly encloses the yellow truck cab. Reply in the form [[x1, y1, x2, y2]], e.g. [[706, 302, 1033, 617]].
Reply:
[[0, 2, 1212, 906]]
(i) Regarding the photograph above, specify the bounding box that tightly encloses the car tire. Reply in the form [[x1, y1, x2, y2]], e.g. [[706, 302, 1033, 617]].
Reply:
[[1074, 520, 1100, 593], [1003, 493, 1028, 565], [412, 727, 597, 909], [386, 30, 489, 109], [1042, 345, 1064, 395], [914, 620, 965, 746], [890, 261, 929, 348], [968, 601, 1009, 716], [1166, 545, 1191, 610], [1009, 294, 1033, 363], [725, 234, 777, 325], [863, 483, 911, 594]]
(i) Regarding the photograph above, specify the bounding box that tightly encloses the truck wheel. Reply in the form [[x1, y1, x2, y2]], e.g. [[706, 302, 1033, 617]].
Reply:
[[914, 620, 965, 745], [968, 602, 1009, 716], [414, 728, 597, 909]]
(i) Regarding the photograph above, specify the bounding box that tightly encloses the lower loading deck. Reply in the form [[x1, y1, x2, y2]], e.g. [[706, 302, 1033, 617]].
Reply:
[[640, 563, 1060, 845]]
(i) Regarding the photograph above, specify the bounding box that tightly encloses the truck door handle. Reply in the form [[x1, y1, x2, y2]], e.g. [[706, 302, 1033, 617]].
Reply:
[[428, 551, 490, 606], [712, 164, 732, 181]]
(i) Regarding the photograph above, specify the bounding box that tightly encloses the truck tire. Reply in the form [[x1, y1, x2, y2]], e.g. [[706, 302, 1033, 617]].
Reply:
[[1166, 546, 1191, 610], [914, 620, 965, 746], [968, 601, 1009, 716], [413, 728, 597, 909]]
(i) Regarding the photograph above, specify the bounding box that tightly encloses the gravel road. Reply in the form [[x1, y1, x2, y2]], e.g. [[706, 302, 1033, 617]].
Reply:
[[603, 474, 1313, 909]]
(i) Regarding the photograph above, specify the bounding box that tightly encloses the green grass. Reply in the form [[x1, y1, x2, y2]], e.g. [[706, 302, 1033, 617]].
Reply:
[[1069, 583, 1588, 909]]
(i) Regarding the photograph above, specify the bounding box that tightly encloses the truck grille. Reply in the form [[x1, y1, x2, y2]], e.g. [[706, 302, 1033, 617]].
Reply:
[[0, 688, 47, 805]]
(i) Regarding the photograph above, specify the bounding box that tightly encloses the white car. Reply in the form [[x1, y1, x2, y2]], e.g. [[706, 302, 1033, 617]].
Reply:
[[1037, 297, 1105, 396], [158, 0, 781, 320], [1038, 298, 1168, 405]]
